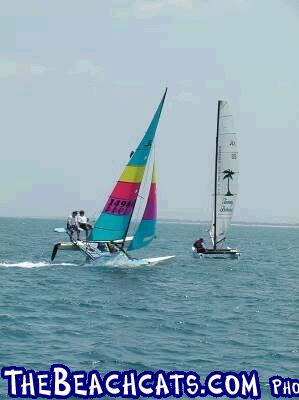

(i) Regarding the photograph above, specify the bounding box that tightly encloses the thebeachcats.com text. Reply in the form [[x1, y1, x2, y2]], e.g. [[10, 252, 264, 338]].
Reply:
[[0, 365, 298, 398]]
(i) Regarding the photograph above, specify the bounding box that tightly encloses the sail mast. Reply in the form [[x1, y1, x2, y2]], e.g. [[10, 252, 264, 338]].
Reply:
[[121, 88, 167, 248], [213, 100, 221, 250]]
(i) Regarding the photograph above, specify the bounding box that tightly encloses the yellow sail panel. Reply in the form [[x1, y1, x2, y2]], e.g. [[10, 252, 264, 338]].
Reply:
[[119, 165, 145, 183], [152, 166, 157, 184]]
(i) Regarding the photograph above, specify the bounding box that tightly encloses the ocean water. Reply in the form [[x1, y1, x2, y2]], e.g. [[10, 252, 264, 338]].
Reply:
[[0, 217, 298, 399]]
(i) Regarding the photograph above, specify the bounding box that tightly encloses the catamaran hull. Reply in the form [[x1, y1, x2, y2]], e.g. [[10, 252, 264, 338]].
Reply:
[[51, 237, 133, 261], [51, 239, 175, 266], [192, 246, 240, 259]]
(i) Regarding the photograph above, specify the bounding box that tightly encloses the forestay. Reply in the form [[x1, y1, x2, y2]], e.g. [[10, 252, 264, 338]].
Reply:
[[209, 101, 238, 246]]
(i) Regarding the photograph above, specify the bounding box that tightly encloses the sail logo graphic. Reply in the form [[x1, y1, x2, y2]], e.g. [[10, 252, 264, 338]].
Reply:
[[220, 198, 234, 213], [223, 169, 235, 196], [144, 140, 152, 147]]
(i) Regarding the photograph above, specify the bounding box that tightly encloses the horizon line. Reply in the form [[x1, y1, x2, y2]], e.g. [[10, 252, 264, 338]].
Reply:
[[0, 215, 298, 227]]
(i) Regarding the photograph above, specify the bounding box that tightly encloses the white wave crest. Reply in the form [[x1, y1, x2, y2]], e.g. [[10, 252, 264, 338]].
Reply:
[[91, 253, 175, 268], [0, 261, 76, 268]]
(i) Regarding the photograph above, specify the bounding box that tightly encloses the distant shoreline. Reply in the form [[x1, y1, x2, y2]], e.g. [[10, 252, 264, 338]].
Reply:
[[0, 215, 299, 228], [160, 220, 299, 229], [159, 219, 299, 228]]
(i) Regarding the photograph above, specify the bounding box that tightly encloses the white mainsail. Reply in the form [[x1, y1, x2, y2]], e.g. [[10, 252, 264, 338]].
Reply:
[[209, 100, 238, 246]]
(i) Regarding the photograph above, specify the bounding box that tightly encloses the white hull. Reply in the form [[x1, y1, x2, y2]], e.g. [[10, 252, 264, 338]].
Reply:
[[51, 239, 175, 266], [192, 246, 240, 259], [52, 238, 131, 261], [51, 236, 133, 258]]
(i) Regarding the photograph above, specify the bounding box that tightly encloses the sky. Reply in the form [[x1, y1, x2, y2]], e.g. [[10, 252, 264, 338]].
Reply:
[[1, 0, 298, 223]]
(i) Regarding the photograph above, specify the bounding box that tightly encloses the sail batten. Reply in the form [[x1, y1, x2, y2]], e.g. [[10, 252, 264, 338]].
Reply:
[[209, 100, 239, 246], [89, 89, 167, 243]]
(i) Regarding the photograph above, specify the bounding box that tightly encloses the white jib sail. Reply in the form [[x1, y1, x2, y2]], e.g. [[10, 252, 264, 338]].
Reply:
[[210, 101, 239, 246]]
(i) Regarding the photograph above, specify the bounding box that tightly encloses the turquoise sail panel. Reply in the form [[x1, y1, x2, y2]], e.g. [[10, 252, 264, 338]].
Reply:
[[128, 219, 156, 250], [89, 89, 167, 242], [88, 214, 130, 241], [128, 90, 167, 167]]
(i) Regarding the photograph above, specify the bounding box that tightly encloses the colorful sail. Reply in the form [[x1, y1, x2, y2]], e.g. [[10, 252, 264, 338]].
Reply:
[[89, 89, 167, 242], [209, 100, 239, 246], [128, 163, 157, 250]]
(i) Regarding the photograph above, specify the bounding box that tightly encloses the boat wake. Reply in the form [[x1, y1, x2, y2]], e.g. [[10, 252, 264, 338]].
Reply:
[[98, 258, 152, 268], [0, 256, 174, 269], [0, 261, 77, 269]]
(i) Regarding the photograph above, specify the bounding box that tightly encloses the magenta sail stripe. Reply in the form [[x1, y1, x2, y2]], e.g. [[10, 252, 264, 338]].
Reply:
[[111, 181, 140, 200], [142, 183, 157, 220], [102, 181, 141, 216]]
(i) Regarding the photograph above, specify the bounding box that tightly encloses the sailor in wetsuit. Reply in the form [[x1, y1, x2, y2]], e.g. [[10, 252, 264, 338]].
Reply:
[[193, 238, 206, 253]]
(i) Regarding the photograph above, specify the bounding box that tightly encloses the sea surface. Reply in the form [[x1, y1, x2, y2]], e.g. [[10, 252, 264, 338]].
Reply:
[[0, 218, 298, 399]]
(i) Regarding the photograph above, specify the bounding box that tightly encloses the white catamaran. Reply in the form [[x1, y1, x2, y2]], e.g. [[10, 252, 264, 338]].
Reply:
[[52, 89, 175, 266], [192, 100, 240, 259]]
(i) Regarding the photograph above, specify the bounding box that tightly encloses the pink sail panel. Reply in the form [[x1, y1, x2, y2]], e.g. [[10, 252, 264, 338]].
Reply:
[[111, 181, 140, 199], [103, 182, 140, 216], [142, 183, 157, 220]]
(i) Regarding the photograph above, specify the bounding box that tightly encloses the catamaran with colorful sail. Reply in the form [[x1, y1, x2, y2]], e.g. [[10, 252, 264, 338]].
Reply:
[[192, 100, 240, 259], [51, 89, 175, 266]]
